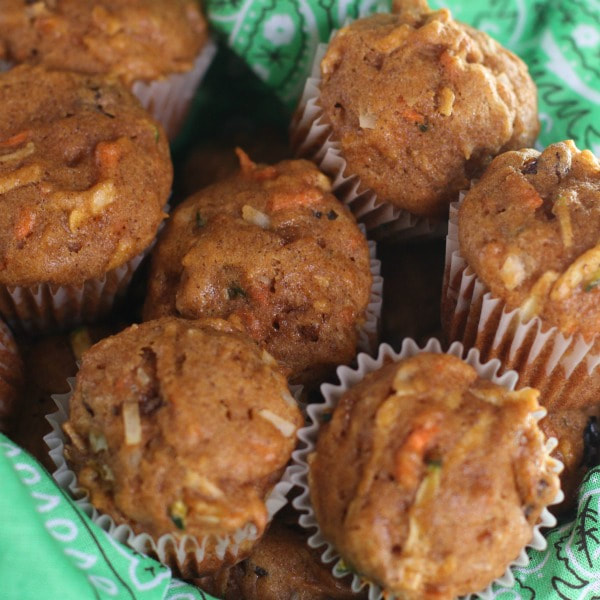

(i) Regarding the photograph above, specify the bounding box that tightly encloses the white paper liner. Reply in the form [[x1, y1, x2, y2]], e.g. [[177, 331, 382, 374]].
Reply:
[[291, 42, 447, 242], [44, 379, 296, 578], [132, 39, 217, 141], [287, 338, 564, 600], [0, 199, 171, 335], [442, 196, 600, 411], [0, 252, 145, 334], [360, 230, 383, 355]]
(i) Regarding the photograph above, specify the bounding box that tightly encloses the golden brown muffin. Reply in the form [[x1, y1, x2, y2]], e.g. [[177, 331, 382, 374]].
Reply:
[[456, 139, 600, 506], [0, 319, 23, 433], [459, 140, 600, 339], [196, 507, 366, 600], [144, 152, 372, 387], [0, 64, 171, 287], [309, 353, 559, 600], [314, 7, 538, 217], [0, 0, 208, 86], [62, 317, 302, 574]]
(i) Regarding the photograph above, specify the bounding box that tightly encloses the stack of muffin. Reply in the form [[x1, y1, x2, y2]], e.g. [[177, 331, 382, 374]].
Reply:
[[3, 1, 599, 599]]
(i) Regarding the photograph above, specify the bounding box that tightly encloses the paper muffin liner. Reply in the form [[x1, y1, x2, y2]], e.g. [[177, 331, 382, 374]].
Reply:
[[132, 39, 217, 141], [359, 232, 383, 355], [0, 197, 172, 335], [290, 42, 447, 242], [0, 252, 145, 335], [44, 379, 296, 579], [287, 338, 564, 600], [442, 196, 600, 420]]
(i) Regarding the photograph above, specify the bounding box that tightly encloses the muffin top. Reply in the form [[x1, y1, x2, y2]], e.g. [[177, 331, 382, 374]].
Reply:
[[317, 8, 538, 217], [309, 352, 559, 600], [0, 0, 208, 85], [63, 317, 302, 542], [144, 151, 372, 386], [0, 64, 171, 286], [459, 140, 600, 339]]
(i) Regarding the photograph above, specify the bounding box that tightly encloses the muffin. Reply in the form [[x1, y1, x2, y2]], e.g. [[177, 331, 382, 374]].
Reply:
[[196, 506, 366, 600], [0, 0, 212, 138], [292, 4, 538, 234], [444, 140, 600, 504], [291, 341, 561, 600], [55, 317, 302, 576], [0, 64, 171, 331], [0, 318, 23, 434], [144, 151, 376, 387]]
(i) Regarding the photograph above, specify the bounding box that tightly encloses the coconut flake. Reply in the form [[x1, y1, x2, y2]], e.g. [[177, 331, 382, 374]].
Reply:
[[123, 402, 142, 445], [358, 112, 377, 129], [0, 141, 35, 163], [258, 409, 296, 438], [242, 205, 271, 229]]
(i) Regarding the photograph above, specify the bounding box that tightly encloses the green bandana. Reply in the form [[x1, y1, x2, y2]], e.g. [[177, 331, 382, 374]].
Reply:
[[206, 0, 600, 152], [0, 435, 215, 600]]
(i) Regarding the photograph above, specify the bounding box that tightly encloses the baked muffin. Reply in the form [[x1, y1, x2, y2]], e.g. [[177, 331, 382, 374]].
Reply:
[[144, 151, 373, 387], [61, 317, 302, 575], [196, 506, 366, 600], [0, 319, 23, 434], [0, 1, 210, 137], [448, 140, 600, 503], [459, 140, 600, 338], [0, 64, 171, 330], [304, 351, 559, 600], [293, 5, 538, 219]]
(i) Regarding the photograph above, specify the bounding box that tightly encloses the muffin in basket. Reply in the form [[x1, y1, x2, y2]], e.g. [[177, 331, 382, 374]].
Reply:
[[0, 64, 171, 332], [196, 506, 366, 600], [291, 341, 562, 600], [51, 317, 302, 577], [144, 151, 378, 387], [0, 0, 213, 138], [444, 140, 600, 504], [292, 2, 538, 237]]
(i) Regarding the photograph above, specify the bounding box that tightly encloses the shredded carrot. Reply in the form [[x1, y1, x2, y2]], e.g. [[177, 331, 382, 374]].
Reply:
[[95, 140, 122, 171], [0, 130, 31, 148], [235, 147, 256, 175], [268, 188, 323, 212], [401, 108, 426, 125], [14, 209, 36, 241], [235, 147, 277, 180], [394, 422, 440, 487]]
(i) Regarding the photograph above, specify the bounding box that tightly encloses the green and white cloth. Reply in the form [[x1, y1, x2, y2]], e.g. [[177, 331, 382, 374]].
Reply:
[[0, 435, 215, 600], [207, 0, 600, 153]]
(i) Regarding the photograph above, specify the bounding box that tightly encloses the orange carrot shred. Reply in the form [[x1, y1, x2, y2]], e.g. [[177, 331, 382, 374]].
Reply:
[[401, 108, 426, 125], [14, 209, 36, 241], [0, 130, 31, 148], [235, 147, 256, 175], [95, 140, 122, 171]]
